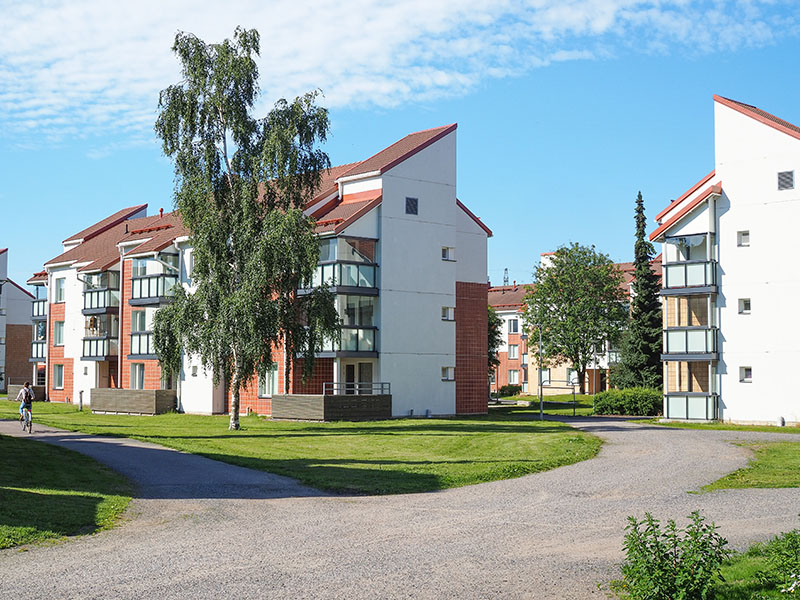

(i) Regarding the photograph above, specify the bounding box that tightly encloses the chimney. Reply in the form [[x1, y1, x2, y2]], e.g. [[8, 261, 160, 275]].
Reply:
[[159, 208, 164, 218], [125, 223, 128, 234]]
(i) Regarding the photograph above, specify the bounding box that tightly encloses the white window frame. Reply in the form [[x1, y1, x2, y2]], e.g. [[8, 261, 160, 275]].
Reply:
[[540, 368, 551, 385], [54, 321, 65, 346], [441, 366, 455, 381], [258, 363, 279, 397], [131, 363, 145, 390], [508, 319, 519, 334], [737, 230, 750, 247], [54, 277, 66, 303], [53, 364, 64, 389], [739, 366, 752, 383], [441, 247, 455, 261], [508, 369, 519, 385], [738, 298, 751, 314], [508, 344, 519, 360], [441, 306, 455, 321]]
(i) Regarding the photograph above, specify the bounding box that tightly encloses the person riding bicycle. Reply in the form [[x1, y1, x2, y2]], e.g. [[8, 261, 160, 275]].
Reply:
[[16, 382, 35, 422]]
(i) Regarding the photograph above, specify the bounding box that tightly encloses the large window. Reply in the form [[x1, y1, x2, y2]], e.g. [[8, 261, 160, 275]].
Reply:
[[84, 314, 119, 338], [54, 278, 66, 303], [131, 310, 147, 333], [508, 369, 519, 385], [83, 271, 120, 290], [53, 364, 64, 389], [258, 363, 279, 397], [508, 344, 519, 360], [339, 295, 375, 327], [54, 321, 65, 346], [508, 319, 519, 334], [131, 363, 145, 390]]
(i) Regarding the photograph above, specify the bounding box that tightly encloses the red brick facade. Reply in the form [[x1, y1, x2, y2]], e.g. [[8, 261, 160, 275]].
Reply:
[[455, 281, 489, 414], [120, 258, 162, 389], [48, 302, 74, 403], [5, 323, 32, 387], [492, 320, 528, 393]]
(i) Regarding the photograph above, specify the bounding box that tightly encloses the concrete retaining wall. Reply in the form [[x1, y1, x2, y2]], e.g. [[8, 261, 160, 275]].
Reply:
[[272, 394, 392, 421]]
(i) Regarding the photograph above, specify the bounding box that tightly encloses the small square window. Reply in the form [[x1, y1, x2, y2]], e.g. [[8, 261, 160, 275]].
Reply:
[[739, 366, 752, 383], [737, 231, 750, 247], [405, 197, 418, 215], [441, 306, 455, 321], [441, 367, 455, 381], [441, 247, 455, 261], [0, 308, 6, 316], [778, 170, 794, 191], [0, 337, 5, 345], [738, 298, 751, 314], [508, 319, 519, 334]]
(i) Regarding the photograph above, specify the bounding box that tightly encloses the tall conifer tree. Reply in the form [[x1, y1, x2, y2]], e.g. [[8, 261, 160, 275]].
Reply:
[[611, 192, 663, 389]]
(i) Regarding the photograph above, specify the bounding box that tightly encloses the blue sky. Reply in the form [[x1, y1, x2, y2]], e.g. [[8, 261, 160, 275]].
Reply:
[[2, 0, 799, 288]]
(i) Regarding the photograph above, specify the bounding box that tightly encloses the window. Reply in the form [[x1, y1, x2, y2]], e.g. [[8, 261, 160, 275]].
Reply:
[[441, 367, 455, 381], [737, 231, 750, 247], [131, 310, 147, 332], [131, 258, 148, 277], [739, 366, 752, 383], [258, 363, 279, 397], [508, 369, 519, 385], [405, 197, 418, 215], [441, 247, 455, 261], [54, 277, 66, 302], [778, 170, 794, 190], [441, 306, 455, 321], [53, 364, 64, 389], [738, 298, 751, 314], [0, 337, 4, 345], [54, 321, 65, 346], [131, 363, 145, 390], [0, 308, 5, 316], [508, 344, 519, 360], [567, 368, 579, 385], [508, 319, 519, 334], [521, 352, 528, 365], [489, 372, 495, 384], [539, 368, 551, 385]]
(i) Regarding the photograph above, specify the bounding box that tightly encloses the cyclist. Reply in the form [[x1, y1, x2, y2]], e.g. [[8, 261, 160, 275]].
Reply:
[[16, 382, 35, 426]]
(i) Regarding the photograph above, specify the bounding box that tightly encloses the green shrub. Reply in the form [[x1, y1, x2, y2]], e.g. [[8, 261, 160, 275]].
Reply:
[[756, 524, 800, 589], [594, 387, 662, 416], [615, 511, 729, 600], [499, 385, 522, 397]]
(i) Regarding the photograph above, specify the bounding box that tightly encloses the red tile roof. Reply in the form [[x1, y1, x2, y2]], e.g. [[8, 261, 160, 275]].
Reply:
[[488, 284, 529, 309], [616, 255, 662, 295], [118, 211, 189, 257], [715, 95, 800, 141], [337, 124, 457, 179], [649, 183, 722, 241], [62, 204, 146, 244], [301, 162, 362, 212], [27, 271, 47, 284], [314, 196, 382, 234]]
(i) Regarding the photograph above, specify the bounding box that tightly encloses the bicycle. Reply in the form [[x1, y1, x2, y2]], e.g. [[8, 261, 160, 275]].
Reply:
[[20, 407, 32, 434]]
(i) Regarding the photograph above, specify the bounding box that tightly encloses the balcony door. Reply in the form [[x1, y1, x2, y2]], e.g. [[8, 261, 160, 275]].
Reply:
[[344, 362, 373, 395]]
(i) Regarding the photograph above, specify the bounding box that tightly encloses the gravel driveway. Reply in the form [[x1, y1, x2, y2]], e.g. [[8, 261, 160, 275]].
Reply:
[[1, 417, 798, 599]]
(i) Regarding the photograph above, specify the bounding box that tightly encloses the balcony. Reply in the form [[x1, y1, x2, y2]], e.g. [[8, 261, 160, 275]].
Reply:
[[83, 289, 121, 315], [130, 332, 156, 357], [82, 337, 119, 361], [305, 262, 378, 295], [130, 274, 179, 306], [661, 260, 716, 295], [664, 393, 718, 420], [319, 327, 377, 357], [31, 299, 47, 321], [662, 327, 718, 361], [30, 341, 46, 361]]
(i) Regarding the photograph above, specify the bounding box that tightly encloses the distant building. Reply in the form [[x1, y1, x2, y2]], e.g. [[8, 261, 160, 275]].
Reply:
[[651, 95, 800, 424], [29, 124, 491, 417], [0, 248, 34, 391]]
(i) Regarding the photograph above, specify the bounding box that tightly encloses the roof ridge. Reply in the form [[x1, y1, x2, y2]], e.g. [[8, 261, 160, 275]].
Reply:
[[714, 94, 800, 142]]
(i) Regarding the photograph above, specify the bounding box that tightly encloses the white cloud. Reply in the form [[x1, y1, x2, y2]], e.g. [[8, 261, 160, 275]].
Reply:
[[0, 0, 795, 146]]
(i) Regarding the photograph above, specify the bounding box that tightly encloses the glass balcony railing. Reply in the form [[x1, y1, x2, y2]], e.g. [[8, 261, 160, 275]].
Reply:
[[320, 327, 377, 353], [31, 299, 47, 319], [83, 289, 121, 311], [82, 338, 118, 359], [663, 261, 716, 289], [131, 275, 178, 300], [664, 393, 718, 420], [664, 327, 717, 354], [130, 332, 155, 356], [31, 341, 46, 360], [311, 263, 377, 289]]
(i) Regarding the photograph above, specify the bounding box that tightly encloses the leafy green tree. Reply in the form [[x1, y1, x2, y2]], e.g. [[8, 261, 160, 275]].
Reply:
[[153, 27, 339, 430], [522, 243, 627, 394], [488, 305, 503, 378], [611, 192, 663, 390]]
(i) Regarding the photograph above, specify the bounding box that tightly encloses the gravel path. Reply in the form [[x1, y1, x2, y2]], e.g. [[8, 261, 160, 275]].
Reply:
[[1, 417, 799, 599]]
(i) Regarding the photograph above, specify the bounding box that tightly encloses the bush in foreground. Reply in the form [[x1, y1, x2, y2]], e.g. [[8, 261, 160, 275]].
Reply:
[[594, 387, 661, 416], [499, 385, 522, 397], [613, 511, 729, 599]]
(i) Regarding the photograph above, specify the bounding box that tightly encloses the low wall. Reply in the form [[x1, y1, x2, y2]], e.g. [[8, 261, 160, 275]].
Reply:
[[272, 394, 392, 421], [91, 389, 177, 415], [7, 385, 47, 403]]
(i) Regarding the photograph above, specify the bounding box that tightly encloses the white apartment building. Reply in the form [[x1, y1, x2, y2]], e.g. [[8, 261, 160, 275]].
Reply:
[[0, 249, 34, 391], [30, 123, 492, 418], [651, 95, 800, 424]]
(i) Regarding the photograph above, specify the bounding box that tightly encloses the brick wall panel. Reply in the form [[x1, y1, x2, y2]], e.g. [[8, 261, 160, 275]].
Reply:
[[455, 281, 489, 414]]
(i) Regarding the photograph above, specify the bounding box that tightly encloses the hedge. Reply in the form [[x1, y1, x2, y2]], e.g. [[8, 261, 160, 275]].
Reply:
[[499, 385, 522, 397], [594, 387, 662, 416]]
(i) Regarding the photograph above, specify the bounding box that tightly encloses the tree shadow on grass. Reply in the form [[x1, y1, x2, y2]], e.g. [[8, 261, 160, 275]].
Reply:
[[0, 488, 106, 549]]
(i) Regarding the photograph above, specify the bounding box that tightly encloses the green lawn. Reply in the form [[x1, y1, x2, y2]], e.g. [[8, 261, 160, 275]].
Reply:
[[0, 434, 132, 549], [703, 441, 800, 492], [715, 549, 785, 599], [0, 400, 602, 495], [654, 420, 800, 435], [496, 394, 595, 416]]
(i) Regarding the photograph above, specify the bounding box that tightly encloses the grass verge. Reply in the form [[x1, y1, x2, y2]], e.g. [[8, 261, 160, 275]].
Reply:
[[652, 420, 800, 435], [0, 400, 601, 495], [702, 441, 800, 492], [0, 434, 132, 550], [496, 394, 595, 416]]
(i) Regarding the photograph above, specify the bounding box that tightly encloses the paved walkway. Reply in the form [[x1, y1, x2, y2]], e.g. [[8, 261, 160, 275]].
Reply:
[[1, 418, 799, 599]]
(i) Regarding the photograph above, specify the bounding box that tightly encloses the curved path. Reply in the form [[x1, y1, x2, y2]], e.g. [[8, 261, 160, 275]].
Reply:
[[1, 418, 799, 599]]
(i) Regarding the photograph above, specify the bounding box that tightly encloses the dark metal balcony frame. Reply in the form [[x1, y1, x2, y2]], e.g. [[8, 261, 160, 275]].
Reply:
[[129, 331, 158, 359], [129, 274, 179, 306], [29, 340, 46, 362], [662, 326, 718, 361], [317, 326, 378, 358], [661, 259, 717, 295], [82, 288, 121, 315], [81, 335, 118, 361], [31, 299, 47, 321], [664, 392, 719, 421]]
